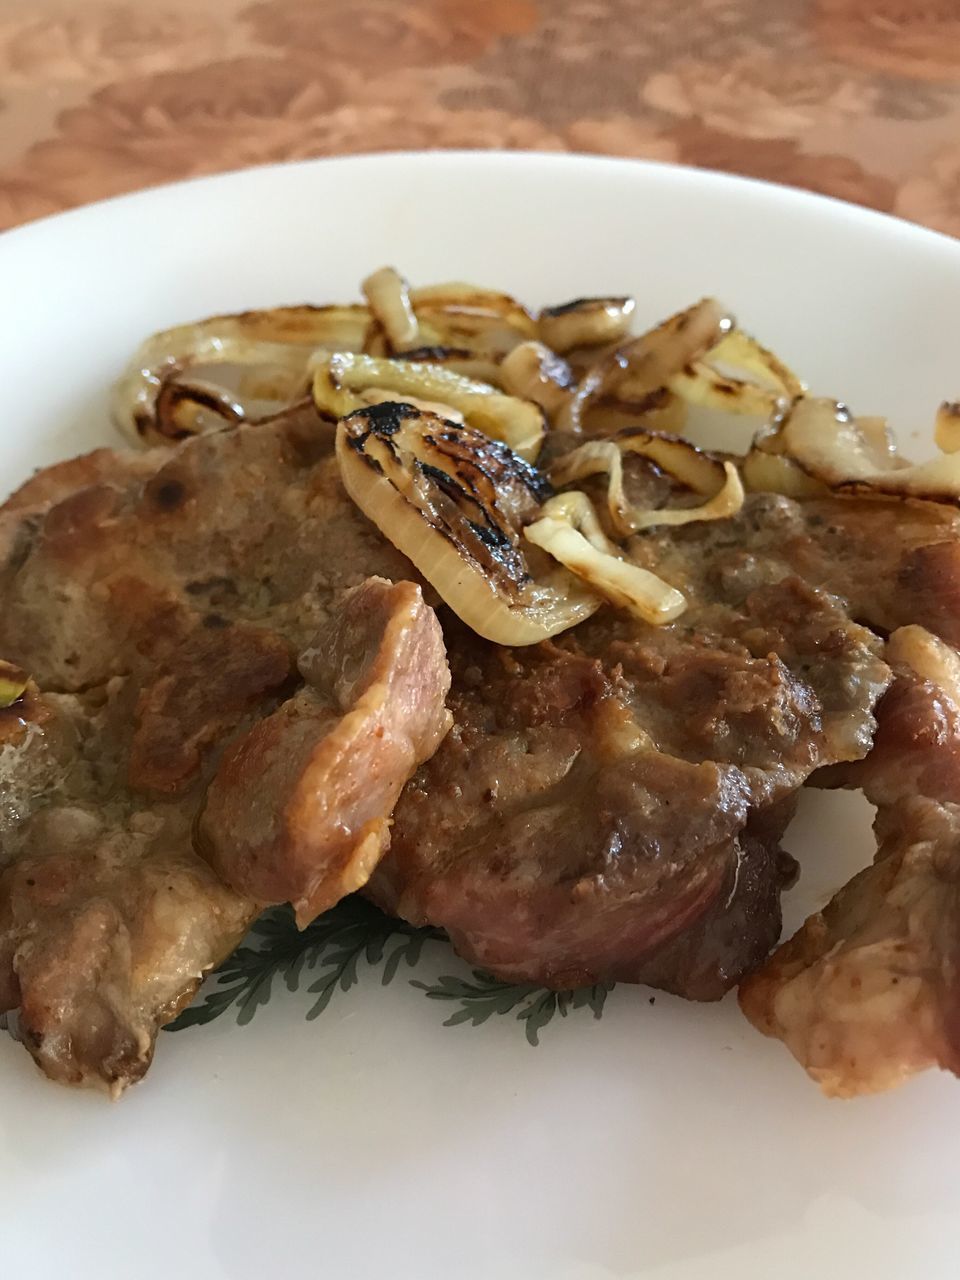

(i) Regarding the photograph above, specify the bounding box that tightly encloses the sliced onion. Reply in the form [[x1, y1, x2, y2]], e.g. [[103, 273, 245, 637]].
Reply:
[[0, 659, 29, 708], [357, 388, 465, 424], [538, 297, 635, 353], [702, 329, 804, 398], [855, 415, 904, 467], [756, 396, 960, 505], [499, 341, 576, 416], [558, 298, 732, 434], [393, 345, 502, 385], [628, 463, 744, 532], [616, 427, 727, 493], [886, 625, 960, 705], [151, 377, 246, 439], [577, 388, 689, 437], [551, 441, 627, 526], [313, 352, 546, 461], [741, 450, 827, 498], [935, 402, 960, 454], [408, 283, 536, 357], [668, 361, 788, 418], [336, 403, 600, 646], [608, 298, 733, 401], [524, 493, 686, 626], [112, 305, 370, 445], [362, 267, 419, 351], [551, 431, 741, 535]]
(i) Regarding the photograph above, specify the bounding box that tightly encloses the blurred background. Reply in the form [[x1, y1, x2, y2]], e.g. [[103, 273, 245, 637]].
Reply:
[[0, 0, 958, 237]]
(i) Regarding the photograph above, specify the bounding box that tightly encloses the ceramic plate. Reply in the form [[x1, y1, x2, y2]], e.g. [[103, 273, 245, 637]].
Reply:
[[3, 152, 960, 1280]]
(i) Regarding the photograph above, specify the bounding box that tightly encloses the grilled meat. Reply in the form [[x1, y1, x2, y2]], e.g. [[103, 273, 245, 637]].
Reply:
[[7, 390, 960, 1096], [0, 411, 449, 1090], [370, 491, 913, 996], [741, 626, 960, 1095]]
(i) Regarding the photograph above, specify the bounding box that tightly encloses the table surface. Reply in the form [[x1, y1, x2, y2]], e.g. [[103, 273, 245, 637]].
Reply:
[[0, 0, 958, 238]]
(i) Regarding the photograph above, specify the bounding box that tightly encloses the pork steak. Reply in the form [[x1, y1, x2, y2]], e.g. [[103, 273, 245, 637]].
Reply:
[[0, 411, 450, 1090], [372, 491, 960, 999]]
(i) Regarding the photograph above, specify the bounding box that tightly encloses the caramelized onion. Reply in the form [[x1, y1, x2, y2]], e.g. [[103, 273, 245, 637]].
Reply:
[[538, 297, 636, 353], [112, 305, 369, 444], [741, 450, 827, 498], [668, 362, 787, 418], [313, 352, 546, 461], [524, 493, 686, 626], [558, 298, 732, 434], [886, 626, 960, 705], [407, 283, 536, 357], [935, 402, 960, 455], [753, 397, 960, 506], [362, 267, 419, 351], [0, 660, 29, 708], [551, 430, 742, 536], [499, 341, 576, 416], [703, 329, 804, 398], [335, 403, 600, 645], [628, 463, 743, 532], [393, 345, 502, 385]]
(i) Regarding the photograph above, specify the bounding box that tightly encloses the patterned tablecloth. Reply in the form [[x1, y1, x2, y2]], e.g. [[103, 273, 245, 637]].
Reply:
[[0, 0, 958, 238]]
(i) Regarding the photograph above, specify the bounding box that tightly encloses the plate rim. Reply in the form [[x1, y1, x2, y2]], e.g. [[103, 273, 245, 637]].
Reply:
[[2, 148, 959, 260]]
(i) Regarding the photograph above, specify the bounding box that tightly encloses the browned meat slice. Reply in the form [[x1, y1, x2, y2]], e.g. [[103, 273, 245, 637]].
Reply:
[[741, 626, 960, 1095], [200, 577, 451, 923], [0, 679, 253, 1090], [740, 796, 960, 1097], [0, 412, 450, 1091], [371, 491, 903, 997]]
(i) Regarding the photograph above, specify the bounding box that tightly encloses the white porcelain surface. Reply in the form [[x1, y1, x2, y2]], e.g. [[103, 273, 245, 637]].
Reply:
[[2, 152, 960, 1280]]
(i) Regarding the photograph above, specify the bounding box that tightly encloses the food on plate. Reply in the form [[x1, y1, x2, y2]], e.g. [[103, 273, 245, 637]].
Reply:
[[5, 266, 960, 1098], [200, 570, 450, 924], [0, 411, 449, 1091], [740, 624, 960, 1096]]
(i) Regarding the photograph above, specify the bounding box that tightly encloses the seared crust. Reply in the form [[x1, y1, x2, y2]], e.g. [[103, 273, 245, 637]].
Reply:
[[741, 632, 960, 1096], [0, 411, 450, 1091], [740, 796, 960, 1097], [201, 578, 452, 923]]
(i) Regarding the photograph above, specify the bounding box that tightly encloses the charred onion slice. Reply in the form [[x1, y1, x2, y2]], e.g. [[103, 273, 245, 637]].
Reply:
[[668, 362, 787, 418], [741, 450, 827, 498], [0, 660, 29, 708], [753, 397, 960, 506], [627, 463, 743, 532], [314, 352, 546, 461], [551, 431, 743, 535], [394, 345, 502, 385], [112, 305, 370, 444], [660, 327, 803, 431], [700, 329, 804, 396], [935, 402, 960, 455], [559, 297, 732, 434], [524, 493, 687, 625], [362, 267, 419, 351], [499, 341, 577, 415], [359, 389, 465, 424], [335, 403, 601, 645], [538, 297, 636, 353], [886, 626, 960, 705], [402, 283, 537, 358]]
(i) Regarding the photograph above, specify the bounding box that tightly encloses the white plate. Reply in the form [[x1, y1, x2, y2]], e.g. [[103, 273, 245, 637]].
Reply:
[[3, 153, 960, 1280]]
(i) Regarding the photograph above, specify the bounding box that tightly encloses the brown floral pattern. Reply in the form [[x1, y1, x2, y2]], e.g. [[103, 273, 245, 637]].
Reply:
[[895, 143, 960, 240], [0, 0, 957, 238], [245, 0, 539, 70], [0, 5, 233, 83], [813, 0, 960, 83]]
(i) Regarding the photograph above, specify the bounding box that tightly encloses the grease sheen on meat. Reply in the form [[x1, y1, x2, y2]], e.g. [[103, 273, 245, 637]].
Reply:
[[370, 490, 915, 997], [0, 410, 450, 1091]]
